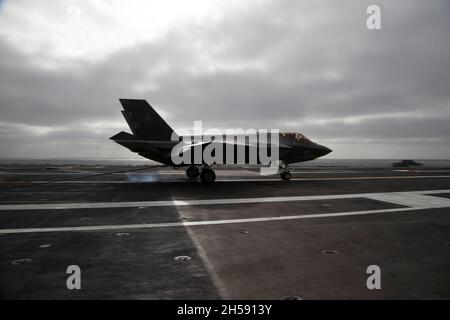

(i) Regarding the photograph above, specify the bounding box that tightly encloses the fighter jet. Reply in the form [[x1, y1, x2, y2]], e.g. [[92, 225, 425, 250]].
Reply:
[[110, 99, 332, 183]]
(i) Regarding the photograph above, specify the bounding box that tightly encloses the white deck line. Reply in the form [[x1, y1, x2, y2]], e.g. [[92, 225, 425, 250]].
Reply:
[[0, 170, 366, 175], [5, 175, 450, 185], [0, 189, 449, 235], [0, 206, 444, 235], [1, 189, 450, 211]]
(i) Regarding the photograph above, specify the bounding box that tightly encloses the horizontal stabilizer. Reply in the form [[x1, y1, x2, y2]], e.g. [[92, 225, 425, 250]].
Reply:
[[109, 131, 140, 141]]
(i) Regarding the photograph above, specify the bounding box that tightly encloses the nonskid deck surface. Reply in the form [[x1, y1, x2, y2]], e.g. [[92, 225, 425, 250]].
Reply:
[[0, 164, 449, 299]]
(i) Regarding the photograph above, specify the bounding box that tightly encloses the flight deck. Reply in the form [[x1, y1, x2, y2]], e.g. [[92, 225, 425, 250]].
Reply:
[[0, 164, 449, 299]]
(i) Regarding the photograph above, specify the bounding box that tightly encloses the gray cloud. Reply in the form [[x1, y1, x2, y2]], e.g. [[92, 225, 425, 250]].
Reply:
[[0, 0, 449, 159]]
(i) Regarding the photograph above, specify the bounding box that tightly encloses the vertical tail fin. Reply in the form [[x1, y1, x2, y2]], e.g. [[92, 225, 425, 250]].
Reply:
[[119, 99, 178, 141]]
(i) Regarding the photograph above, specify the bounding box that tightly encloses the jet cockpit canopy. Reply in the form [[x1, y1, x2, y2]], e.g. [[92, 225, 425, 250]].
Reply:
[[280, 132, 312, 144]]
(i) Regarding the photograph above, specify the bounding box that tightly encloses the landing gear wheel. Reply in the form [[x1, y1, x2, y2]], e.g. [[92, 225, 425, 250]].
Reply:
[[200, 168, 216, 183], [186, 166, 199, 179], [281, 172, 292, 181]]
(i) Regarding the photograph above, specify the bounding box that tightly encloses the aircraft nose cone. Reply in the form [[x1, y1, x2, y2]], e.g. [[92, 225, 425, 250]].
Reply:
[[317, 145, 332, 157], [323, 146, 332, 155]]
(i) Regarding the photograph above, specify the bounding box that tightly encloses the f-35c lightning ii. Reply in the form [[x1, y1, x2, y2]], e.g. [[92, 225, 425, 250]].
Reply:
[[111, 99, 332, 183]]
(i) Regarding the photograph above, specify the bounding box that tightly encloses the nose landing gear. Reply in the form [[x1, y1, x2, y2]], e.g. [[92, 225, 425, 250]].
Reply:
[[281, 172, 292, 180], [279, 162, 292, 181]]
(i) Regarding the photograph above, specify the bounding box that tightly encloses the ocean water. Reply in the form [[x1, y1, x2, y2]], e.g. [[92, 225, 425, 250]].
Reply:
[[0, 158, 449, 168], [308, 159, 450, 168]]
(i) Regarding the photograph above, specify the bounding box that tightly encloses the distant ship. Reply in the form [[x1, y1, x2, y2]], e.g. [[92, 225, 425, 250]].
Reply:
[[392, 160, 423, 167]]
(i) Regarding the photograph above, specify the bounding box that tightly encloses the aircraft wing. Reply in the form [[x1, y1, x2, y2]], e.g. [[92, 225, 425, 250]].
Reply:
[[173, 139, 291, 157], [178, 141, 212, 154], [175, 139, 292, 154]]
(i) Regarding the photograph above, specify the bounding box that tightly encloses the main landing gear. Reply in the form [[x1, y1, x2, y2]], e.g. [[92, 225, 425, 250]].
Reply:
[[186, 164, 290, 183], [200, 168, 216, 183], [186, 165, 199, 179], [279, 162, 292, 181], [185, 166, 216, 183]]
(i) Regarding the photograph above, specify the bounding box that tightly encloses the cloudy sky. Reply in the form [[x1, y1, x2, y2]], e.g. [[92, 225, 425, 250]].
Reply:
[[0, 0, 449, 160]]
